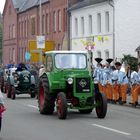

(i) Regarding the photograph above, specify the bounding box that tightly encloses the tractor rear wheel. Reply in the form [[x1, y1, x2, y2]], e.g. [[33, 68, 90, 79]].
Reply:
[[7, 85, 11, 98], [56, 92, 67, 119], [95, 92, 107, 118], [38, 77, 55, 114]]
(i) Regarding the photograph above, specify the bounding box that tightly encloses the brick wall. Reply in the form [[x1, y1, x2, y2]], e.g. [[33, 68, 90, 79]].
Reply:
[[3, 0, 79, 64], [3, 0, 18, 65]]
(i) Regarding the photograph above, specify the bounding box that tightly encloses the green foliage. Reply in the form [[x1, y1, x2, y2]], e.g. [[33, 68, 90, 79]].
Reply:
[[122, 54, 138, 71]]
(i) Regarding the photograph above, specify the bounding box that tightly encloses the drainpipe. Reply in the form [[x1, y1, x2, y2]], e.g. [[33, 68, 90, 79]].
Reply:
[[108, 0, 115, 61], [67, 0, 71, 50]]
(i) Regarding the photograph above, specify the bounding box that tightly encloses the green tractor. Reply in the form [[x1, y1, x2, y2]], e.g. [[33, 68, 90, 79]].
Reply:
[[38, 51, 107, 119]]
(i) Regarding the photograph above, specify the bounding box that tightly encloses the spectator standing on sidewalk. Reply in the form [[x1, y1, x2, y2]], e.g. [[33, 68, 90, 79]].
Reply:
[[0, 91, 6, 131]]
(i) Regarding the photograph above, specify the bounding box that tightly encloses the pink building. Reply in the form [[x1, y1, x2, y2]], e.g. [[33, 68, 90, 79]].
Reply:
[[3, 0, 79, 65]]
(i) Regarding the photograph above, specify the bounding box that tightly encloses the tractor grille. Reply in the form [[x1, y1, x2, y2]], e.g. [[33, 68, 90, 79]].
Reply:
[[76, 78, 90, 93]]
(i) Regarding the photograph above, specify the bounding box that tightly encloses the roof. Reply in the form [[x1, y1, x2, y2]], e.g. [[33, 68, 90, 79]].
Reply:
[[45, 51, 88, 54], [136, 46, 140, 51], [69, 0, 108, 11], [12, 0, 27, 9], [12, 0, 49, 13], [19, 0, 38, 12]]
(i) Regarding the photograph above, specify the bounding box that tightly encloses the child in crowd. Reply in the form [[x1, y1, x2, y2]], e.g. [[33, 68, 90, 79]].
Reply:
[[0, 91, 6, 132]]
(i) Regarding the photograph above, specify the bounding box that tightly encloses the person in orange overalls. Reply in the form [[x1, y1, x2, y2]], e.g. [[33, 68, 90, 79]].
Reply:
[[115, 62, 128, 105], [103, 59, 113, 103], [111, 66, 119, 104], [130, 63, 140, 107], [93, 58, 103, 93]]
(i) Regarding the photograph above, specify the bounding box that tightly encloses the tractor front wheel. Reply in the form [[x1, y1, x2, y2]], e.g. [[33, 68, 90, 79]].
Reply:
[[95, 92, 107, 118], [56, 92, 67, 119]]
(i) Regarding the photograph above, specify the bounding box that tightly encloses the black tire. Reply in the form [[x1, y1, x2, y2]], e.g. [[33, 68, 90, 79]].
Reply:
[[95, 92, 107, 118], [30, 85, 36, 98], [11, 86, 16, 100], [4, 83, 7, 93], [56, 92, 67, 119], [7, 85, 11, 98], [31, 92, 36, 98], [38, 77, 55, 114], [79, 109, 93, 114]]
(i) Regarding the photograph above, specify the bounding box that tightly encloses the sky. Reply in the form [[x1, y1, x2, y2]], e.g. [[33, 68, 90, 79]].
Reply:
[[0, 0, 6, 13]]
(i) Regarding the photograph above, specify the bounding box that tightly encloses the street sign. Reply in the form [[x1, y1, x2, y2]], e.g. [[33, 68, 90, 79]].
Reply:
[[25, 52, 31, 61], [36, 36, 45, 49], [28, 40, 55, 63]]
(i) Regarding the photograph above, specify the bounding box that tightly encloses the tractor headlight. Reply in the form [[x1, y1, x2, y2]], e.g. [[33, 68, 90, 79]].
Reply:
[[67, 78, 73, 85]]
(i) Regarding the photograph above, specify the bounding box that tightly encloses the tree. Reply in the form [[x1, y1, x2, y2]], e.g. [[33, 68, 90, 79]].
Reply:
[[121, 54, 138, 71]]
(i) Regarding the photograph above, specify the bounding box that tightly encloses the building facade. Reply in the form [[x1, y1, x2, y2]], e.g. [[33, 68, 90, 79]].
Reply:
[[70, 0, 140, 63], [3, 0, 80, 65], [70, 0, 113, 64]]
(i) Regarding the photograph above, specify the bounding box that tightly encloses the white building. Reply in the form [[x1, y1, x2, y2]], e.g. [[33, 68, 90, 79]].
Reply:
[[69, 0, 140, 63]]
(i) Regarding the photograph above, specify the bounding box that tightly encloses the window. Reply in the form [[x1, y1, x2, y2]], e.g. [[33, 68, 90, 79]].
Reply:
[[25, 20, 28, 37], [53, 12, 56, 32], [9, 25, 11, 39], [22, 21, 24, 37], [58, 10, 61, 31], [75, 18, 78, 36], [12, 24, 16, 38], [42, 15, 45, 35], [89, 15, 92, 34], [97, 51, 101, 58], [25, 20, 26, 37], [105, 50, 109, 59], [55, 54, 87, 69], [31, 17, 36, 35], [46, 13, 49, 34], [105, 11, 109, 32], [97, 13, 101, 33], [9, 6, 11, 15], [12, 48, 15, 62], [63, 8, 66, 32], [81, 17, 84, 35]]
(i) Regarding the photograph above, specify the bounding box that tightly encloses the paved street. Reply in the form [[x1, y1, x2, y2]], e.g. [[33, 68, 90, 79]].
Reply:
[[0, 93, 140, 140]]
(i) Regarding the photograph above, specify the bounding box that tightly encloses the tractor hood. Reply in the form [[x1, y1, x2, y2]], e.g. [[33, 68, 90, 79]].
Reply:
[[59, 69, 91, 79]]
